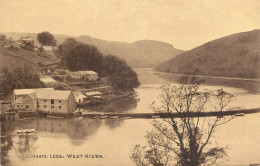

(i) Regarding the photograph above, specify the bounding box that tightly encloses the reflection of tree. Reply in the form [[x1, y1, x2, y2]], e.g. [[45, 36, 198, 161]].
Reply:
[[14, 135, 38, 160], [1, 135, 14, 165], [105, 119, 124, 129], [67, 118, 101, 145], [103, 97, 138, 113], [131, 77, 236, 166]]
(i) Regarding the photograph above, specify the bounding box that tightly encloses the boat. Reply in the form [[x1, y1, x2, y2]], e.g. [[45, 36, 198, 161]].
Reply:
[[101, 115, 108, 119], [235, 113, 245, 117], [16, 129, 36, 134], [109, 116, 119, 119], [47, 115, 64, 119], [152, 115, 160, 119]]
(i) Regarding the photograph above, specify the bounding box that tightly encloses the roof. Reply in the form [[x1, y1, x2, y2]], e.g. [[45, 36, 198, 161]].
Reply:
[[13, 88, 54, 96], [85, 91, 103, 96], [20, 36, 33, 41], [13, 97, 24, 104], [36, 90, 72, 100], [72, 91, 84, 95], [42, 46, 53, 51], [28, 93, 37, 99], [78, 71, 97, 75], [40, 77, 57, 83]]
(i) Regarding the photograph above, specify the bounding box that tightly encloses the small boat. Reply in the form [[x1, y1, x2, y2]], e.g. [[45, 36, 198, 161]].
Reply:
[[101, 115, 108, 119], [235, 113, 245, 117], [109, 116, 119, 119], [152, 115, 160, 119], [16, 129, 36, 134], [47, 115, 64, 119]]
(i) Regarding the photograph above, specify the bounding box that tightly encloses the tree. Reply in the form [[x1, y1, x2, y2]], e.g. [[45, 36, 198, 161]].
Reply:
[[101, 55, 140, 92], [60, 39, 140, 92], [37, 31, 56, 46], [0, 34, 6, 41], [131, 76, 235, 166], [0, 66, 44, 97]]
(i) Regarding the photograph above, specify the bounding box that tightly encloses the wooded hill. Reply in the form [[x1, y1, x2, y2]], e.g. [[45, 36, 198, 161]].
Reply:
[[156, 29, 260, 78], [4, 32, 183, 68]]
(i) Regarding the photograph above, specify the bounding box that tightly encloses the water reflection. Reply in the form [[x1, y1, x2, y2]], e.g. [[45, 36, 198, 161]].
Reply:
[[1, 135, 13, 165], [67, 118, 101, 145], [14, 134, 38, 160], [105, 119, 124, 129], [85, 96, 138, 113]]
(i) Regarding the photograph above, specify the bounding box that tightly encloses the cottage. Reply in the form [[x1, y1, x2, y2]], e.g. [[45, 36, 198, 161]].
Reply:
[[72, 91, 87, 103], [12, 88, 76, 114], [13, 93, 37, 111], [70, 71, 98, 81], [42, 46, 54, 55], [20, 36, 34, 47], [40, 77, 57, 86], [85, 91, 103, 102]]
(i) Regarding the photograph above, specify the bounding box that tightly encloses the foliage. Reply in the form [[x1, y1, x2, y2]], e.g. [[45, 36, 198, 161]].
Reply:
[[60, 38, 140, 91], [0, 66, 44, 97], [37, 31, 57, 46], [131, 77, 235, 166], [101, 55, 140, 92], [0, 34, 6, 41]]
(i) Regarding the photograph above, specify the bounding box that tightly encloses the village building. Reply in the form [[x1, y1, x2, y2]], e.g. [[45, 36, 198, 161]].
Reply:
[[72, 91, 87, 103], [83, 86, 113, 95], [19, 36, 34, 47], [85, 91, 103, 102], [70, 70, 98, 81], [40, 76, 57, 86], [13, 93, 37, 111], [11, 88, 76, 114], [37, 90, 76, 114], [13, 88, 54, 100], [42, 46, 54, 55]]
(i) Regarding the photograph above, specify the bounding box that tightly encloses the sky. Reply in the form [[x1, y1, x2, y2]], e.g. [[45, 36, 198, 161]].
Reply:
[[0, 0, 259, 50]]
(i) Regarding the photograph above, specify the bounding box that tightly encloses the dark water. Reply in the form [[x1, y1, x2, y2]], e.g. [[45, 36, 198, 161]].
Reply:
[[1, 68, 260, 166]]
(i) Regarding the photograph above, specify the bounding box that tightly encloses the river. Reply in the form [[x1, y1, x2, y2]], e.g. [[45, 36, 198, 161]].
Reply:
[[1, 68, 260, 166]]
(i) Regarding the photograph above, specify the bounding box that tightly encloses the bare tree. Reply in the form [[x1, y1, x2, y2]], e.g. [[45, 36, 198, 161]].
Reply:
[[131, 76, 235, 166]]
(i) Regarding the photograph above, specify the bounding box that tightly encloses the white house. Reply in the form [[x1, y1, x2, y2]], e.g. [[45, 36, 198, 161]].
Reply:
[[42, 46, 54, 55], [70, 71, 98, 81], [72, 91, 87, 103], [40, 76, 57, 86]]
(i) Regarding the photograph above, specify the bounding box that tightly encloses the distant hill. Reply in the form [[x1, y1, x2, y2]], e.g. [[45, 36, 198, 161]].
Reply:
[[4, 32, 183, 68], [156, 29, 260, 78]]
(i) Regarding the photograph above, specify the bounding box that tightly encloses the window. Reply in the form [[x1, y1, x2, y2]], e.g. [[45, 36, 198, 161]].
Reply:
[[17, 105, 20, 108], [26, 99, 29, 102], [51, 99, 54, 104], [44, 99, 47, 102], [59, 100, 61, 103], [59, 106, 61, 109], [25, 105, 29, 109], [44, 105, 46, 108], [51, 106, 54, 110]]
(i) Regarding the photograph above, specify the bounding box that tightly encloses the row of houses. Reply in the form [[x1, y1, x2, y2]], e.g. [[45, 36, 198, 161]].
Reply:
[[1, 86, 111, 114], [11, 88, 76, 114]]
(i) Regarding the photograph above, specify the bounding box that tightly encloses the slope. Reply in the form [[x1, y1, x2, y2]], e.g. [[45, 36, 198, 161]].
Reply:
[[156, 29, 260, 78]]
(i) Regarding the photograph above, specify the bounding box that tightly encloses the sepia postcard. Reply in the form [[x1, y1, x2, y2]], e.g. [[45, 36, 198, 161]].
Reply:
[[0, 0, 259, 166]]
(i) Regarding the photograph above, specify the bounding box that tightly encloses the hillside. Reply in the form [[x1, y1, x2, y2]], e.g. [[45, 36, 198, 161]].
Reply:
[[156, 29, 260, 78], [4, 32, 183, 68], [0, 45, 60, 72]]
